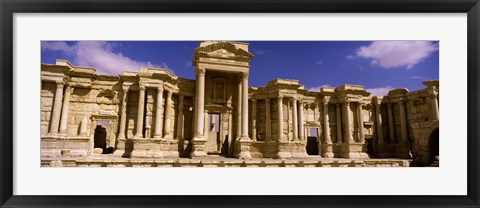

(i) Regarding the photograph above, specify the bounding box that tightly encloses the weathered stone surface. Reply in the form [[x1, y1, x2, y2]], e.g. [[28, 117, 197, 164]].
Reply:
[[41, 41, 439, 167]]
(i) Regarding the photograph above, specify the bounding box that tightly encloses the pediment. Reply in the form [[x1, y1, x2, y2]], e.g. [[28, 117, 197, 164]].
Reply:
[[194, 41, 254, 61]]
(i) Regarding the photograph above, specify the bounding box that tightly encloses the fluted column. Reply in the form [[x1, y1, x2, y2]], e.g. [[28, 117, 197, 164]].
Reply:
[[236, 75, 242, 139], [431, 92, 439, 120], [265, 98, 271, 141], [344, 101, 353, 143], [241, 72, 249, 140], [117, 88, 129, 140], [399, 100, 408, 143], [323, 98, 331, 143], [251, 99, 257, 141], [292, 97, 298, 141], [176, 94, 184, 140], [154, 85, 164, 139], [277, 96, 284, 141], [194, 68, 206, 137], [298, 100, 305, 140], [387, 103, 395, 143], [336, 103, 343, 143], [357, 102, 365, 143], [164, 90, 173, 139], [135, 84, 146, 138], [49, 81, 64, 135], [374, 98, 384, 145], [59, 85, 72, 135]]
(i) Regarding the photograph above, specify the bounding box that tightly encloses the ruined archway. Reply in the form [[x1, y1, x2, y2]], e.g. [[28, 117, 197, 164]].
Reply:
[[428, 128, 439, 164]]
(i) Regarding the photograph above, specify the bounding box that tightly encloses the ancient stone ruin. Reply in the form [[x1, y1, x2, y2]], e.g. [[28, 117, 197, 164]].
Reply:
[[41, 41, 439, 167]]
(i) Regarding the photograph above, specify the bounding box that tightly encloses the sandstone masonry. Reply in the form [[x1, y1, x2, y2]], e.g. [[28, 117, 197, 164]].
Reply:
[[41, 41, 439, 166]]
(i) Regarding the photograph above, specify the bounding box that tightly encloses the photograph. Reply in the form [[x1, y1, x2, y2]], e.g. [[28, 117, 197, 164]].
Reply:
[[40, 40, 439, 167]]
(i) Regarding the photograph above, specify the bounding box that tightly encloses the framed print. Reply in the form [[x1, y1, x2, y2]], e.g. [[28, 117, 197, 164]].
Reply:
[[1, 0, 479, 207]]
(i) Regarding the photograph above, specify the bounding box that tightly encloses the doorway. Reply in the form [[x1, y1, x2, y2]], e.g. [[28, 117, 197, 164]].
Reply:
[[94, 125, 107, 150], [306, 128, 319, 155], [206, 113, 221, 154], [428, 128, 439, 163]]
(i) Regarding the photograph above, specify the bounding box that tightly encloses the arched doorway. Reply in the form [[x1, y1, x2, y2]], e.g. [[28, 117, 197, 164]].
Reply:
[[428, 128, 439, 163]]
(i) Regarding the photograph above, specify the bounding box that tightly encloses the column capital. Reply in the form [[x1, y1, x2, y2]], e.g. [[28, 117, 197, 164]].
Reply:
[[157, 85, 164, 93], [322, 97, 330, 105], [240, 72, 249, 79], [139, 84, 146, 91], [166, 90, 173, 97], [55, 81, 64, 88], [196, 67, 206, 76], [251, 98, 257, 103], [373, 96, 383, 106], [122, 86, 130, 93]]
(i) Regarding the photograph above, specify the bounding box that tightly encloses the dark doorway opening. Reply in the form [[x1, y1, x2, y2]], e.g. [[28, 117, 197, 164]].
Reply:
[[94, 125, 107, 151], [365, 138, 374, 157], [428, 128, 439, 163], [306, 128, 319, 155]]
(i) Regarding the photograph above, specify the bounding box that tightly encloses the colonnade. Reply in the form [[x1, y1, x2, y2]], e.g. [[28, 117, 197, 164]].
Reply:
[[47, 81, 72, 137], [117, 83, 183, 140]]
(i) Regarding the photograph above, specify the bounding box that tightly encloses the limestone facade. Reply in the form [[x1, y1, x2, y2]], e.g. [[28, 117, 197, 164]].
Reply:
[[41, 41, 439, 166]]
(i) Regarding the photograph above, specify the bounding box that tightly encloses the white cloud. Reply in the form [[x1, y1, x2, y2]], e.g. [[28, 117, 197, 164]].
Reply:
[[41, 41, 172, 75], [307, 84, 332, 92], [411, 75, 430, 80], [354, 41, 438, 69], [345, 55, 356, 60], [316, 60, 323, 65], [365, 86, 395, 96]]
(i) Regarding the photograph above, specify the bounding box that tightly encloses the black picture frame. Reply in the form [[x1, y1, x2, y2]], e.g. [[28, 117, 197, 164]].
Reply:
[[1, 0, 479, 207]]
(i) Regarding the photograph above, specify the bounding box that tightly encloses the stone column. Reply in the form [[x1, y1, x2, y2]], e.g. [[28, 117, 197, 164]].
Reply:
[[241, 72, 249, 140], [292, 97, 298, 141], [265, 98, 271, 141], [277, 96, 284, 141], [323, 98, 331, 143], [176, 94, 184, 140], [344, 101, 353, 143], [336, 103, 343, 143], [154, 85, 164, 139], [298, 100, 305, 140], [431, 92, 439, 120], [164, 90, 173, 139], [135, 84, 146, 138], [387, 103, 395, 143], [236, 75, 242, 139], [251, 99, 257, 141], [204, 111, 209, 136], [374, 99, 384, 145], [49, 81, 64, 135], [117, 88, 129, 140], [59, 85, 72, 135], [357, 102, 365, 143], [194, 68, 206, 137], [399, 100, 408, 143]]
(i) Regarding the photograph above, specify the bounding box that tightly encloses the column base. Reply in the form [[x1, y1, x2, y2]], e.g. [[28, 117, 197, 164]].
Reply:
[[321, 143, 334, 158], [275, 141, 308, 158], [234, 137, 252, 159], [190, 135, 207, 157], [338, 143, 370, 159]]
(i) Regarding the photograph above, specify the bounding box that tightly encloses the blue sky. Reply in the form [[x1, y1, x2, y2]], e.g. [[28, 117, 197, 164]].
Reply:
[[41, 41, 439, 96]]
